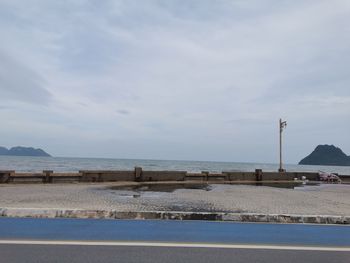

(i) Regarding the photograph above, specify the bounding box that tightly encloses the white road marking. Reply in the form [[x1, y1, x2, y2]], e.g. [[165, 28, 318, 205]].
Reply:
[[0, 240, 349, 252]]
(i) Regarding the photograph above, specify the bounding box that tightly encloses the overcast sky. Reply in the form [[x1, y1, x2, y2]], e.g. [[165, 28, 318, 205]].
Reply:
[[0, 0, 349, 163]]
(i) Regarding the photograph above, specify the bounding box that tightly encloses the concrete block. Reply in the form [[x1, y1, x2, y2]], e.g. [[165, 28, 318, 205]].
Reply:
[[223, 172, 256, 181], [114, 212, 140, 220], [80, 171, 135, 182], [135, 167, 142, 181], [5, 208, 57, 218], [207, 173, 227, 181], [0, 171, 14, 183], [51, 174, 82, 183], [10, 173, 45, 184], [255, 169, 263, 181], [141, 171, 186, 181], [43, 170, 53, 183], [185, 173, 206, 181], [222, 213, 242, 221], [262, 172, 294, 181]]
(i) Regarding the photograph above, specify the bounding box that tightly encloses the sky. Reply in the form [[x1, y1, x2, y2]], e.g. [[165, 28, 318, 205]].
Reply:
[[0, 0, 350, 164]]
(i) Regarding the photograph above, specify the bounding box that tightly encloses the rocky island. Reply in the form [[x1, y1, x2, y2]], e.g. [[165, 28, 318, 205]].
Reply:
[[0, 146, 51, 157], [299, 145, 350, 166]]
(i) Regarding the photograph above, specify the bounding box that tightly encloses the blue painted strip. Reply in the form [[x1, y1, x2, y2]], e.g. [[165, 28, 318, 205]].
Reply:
[[0, 218, 349, 246]]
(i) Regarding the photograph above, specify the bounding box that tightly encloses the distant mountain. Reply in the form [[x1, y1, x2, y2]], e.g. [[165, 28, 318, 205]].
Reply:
[[0, 146, 51, 157], [0, 146, 8, 155], [299, 145, 350, 166]]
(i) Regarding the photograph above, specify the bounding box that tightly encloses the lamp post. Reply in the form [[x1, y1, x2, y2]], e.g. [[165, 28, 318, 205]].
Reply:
[[279, 118, 287, 172]]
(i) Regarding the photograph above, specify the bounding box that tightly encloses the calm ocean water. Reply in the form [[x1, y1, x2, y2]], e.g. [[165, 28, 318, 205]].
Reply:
[[0, 156, 350, 175]]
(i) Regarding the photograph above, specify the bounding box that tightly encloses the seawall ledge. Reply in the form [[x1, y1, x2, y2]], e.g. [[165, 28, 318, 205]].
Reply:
[[1, 208, 349, 225]]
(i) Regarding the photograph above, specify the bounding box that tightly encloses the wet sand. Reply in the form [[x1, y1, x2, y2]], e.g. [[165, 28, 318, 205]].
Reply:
[[0, 182, 349, 216]]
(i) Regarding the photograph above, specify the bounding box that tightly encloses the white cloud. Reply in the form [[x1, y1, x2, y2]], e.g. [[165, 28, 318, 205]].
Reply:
[[0, 0, 349, 162], [0, 52, 51, 104]]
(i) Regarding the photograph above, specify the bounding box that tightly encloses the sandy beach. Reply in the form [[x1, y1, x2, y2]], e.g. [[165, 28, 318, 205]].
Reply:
[[0, 182, 349, 216]]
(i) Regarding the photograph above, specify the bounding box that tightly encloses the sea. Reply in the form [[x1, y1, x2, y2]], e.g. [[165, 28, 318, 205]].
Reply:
[[0, 156, 350, 175]]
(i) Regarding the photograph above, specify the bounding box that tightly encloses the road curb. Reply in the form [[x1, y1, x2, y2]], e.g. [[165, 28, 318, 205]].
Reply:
[[0, 208, 349, 224]]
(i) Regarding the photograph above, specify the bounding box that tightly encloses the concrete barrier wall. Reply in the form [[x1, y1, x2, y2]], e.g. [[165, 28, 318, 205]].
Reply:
[[0, 169, 331, 184], [262, 172, 295, 181], [10, 173, 45, 183], [185, 173, 207, 181], [4, 172, 81, 184], [80, 171, 134, 182], [2, 208, 349, 224], [50, 173, 82, 183], [207, 173, 228, 181], [339, 175, 350, 183], [223, 172, 256, 181], [222, 171, 319, 181], [0, 171, 14, 183], [141, 171, 186, 181], [185, 172, 228, 181]]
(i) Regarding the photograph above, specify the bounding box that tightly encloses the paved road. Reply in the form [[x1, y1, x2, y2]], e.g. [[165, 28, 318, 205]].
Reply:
[[1, 244, 349, 263], [0, 218, 349, 262]]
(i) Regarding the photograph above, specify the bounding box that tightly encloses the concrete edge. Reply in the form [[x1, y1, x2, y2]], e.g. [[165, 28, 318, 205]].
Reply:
[[0, 208, 349, 225]]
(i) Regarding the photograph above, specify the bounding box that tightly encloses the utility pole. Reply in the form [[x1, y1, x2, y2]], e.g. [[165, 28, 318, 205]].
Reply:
[[279, 118, 287, 172]]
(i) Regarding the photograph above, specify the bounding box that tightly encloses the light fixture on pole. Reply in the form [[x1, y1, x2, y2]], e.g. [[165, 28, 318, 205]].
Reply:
[[279, 118, 287, 172]]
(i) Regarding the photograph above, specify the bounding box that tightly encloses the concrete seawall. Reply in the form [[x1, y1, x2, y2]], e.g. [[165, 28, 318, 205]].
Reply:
[[1, 208, 349, 224], [0, 168, 323, 184]]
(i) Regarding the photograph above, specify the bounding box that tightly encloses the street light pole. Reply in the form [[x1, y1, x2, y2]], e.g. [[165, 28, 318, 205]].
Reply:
[[279, 118, 287, 172]]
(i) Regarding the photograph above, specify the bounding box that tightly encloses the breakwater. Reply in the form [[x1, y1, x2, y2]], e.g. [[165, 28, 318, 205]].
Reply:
[[0, 168, 324, 184]]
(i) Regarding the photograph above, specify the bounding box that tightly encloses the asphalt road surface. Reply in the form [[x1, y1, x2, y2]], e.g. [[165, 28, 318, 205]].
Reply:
[[0, 218, 349, 262], [1, 244, 350, 263]]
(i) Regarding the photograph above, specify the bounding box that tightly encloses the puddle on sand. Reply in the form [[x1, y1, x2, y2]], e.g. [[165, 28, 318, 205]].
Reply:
[[249, 182, 319, 189], [109, 183, 211, 193], [108, 182, 319, 193]]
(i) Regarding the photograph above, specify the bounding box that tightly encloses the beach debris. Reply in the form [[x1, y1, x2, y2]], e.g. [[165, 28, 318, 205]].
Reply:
[[318, 171, 342, 183]]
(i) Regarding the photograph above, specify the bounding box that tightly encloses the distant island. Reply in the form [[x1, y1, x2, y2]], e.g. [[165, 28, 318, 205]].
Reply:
[[299, 145, 350, 166], [0, 146, 51, 157]]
